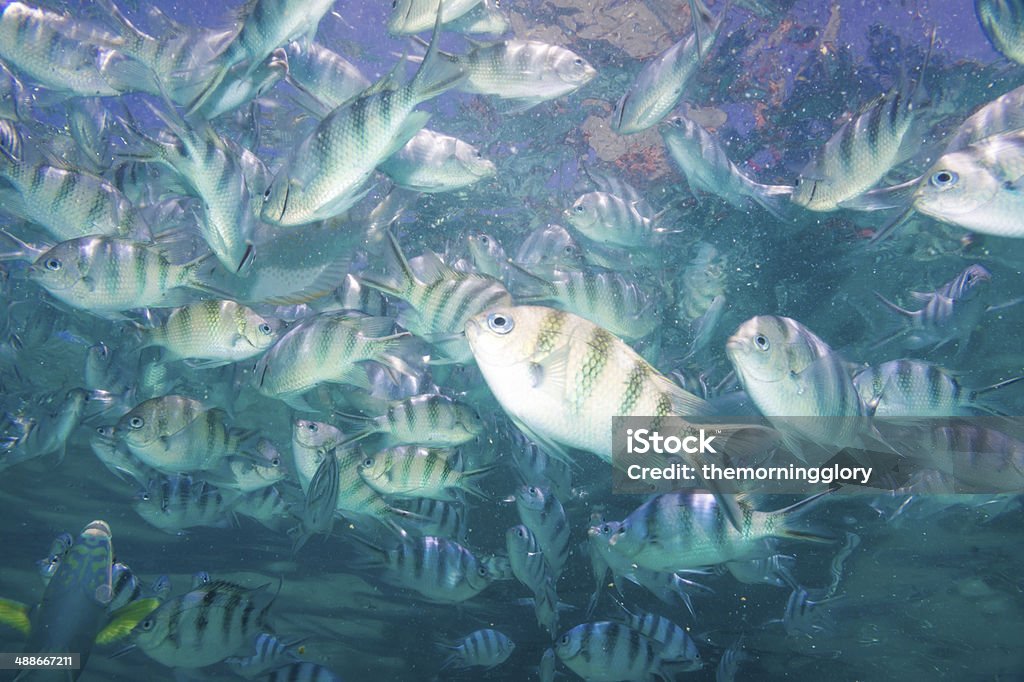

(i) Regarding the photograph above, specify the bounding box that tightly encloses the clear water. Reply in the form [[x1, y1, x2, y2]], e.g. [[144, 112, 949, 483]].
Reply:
[[1, 0, 1023, 680]]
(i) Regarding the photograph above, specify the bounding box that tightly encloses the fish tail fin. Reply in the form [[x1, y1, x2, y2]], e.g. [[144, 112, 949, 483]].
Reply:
[[359, 230, 418, 297], [410, 5, 466, 101], [874, 291, 913, 318], [774, 489, 837, 544], [458, 465, 495, 501]]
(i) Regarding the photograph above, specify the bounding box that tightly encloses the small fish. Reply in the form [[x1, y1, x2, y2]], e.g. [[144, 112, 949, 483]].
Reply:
[[35, 532, 73, 587], [358, 446, 490, 501], [389, 0, 483, 34], [378, 128, 496, 193], [89, 425, 155, 487], [977, 0, 1024, 65], [115, 395, 247, 472], [133, 475, 240, 533], [555, 621, 670, 682], [260, 15, 464, 226], [515, 485, 570, 580], [340, 393, 483, 447], [236, 485, 293, 531], [874, 265, 992, 352], [566, 191, 675, 249], [611, 0, 721, 134], [438, 628, 515, 671], [853, 359, 1023, 417], [608, 492, 832, 572], [394, 497, 467, 540], [508, 432, 572, 502], [26, 235, 223, 318], [291, 446, 340, 552], [513, 223, 587, 278], [662, 115, 793, 219], [284, 40, 370, 114], [715, 638, 747, 682], [897, 423, 1024, 492], [132, 579, 277, 668], [138, 300, 280, 366], [1, 388, 94, 469], [781, 587, 840, 639], [108, 562, 144, 611], [445, 0, 509, 35], [466, 231, 509, 281], [505, 524, 554, 597], [612, 599, 702, 670], [355, 534, 494, 603], [361, 232, 512, 361], [260, 662, 344, 682]]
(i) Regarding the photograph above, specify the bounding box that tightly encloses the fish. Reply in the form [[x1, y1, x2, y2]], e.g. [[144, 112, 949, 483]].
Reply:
[[133, 474, 240, 533], [661, 114, 794, 220], [26, 235, 224, 318], [555, 621, 672, 682], [0, 124, 140, 244], [132, 579, 277, 668], [466, 231, 509, 281], [394, 497, 467, 540], [225, 632, 305, 679], [378, 128, 496, 193], [260, 13, 465, 226], [438, 628, 516, 670], [715, 638, 747, 682], [358, 446, 491, 501], [465, 305, 712, 465], [389, 0, 483, 35], [874, 265, 992, 352], [260, 662, 344, 681], [236, 485, 294, 531], [944, 83, 1024, 152], [726, 315, 868, 460], [354, 534, 494, 603], [976, 0, 1024, 65], [1, 388, 94, 469], [565, 191, 676, 249], [137, 299, 280, 366], [608, 492, 833, 572], [611, 598, 702, 670], [611, 0, 721, 134], [339, 393, 483, 447], [720, 553, 799, 588], [291, 445, 340, 552], [283, 40, 370, 114], [89, 425, 156, 487], [505, 524, 555, 597], [253, 313, 407, 410], [360, 232, 512, 361], [115, 395, 248, 472], [445, 0, 509, 35], [513, 224, 586, 277], [34, 532, 73, 588], [0, 521, 158, 681], [515, 484, 571, 580], [853, 359, 1024, 416]]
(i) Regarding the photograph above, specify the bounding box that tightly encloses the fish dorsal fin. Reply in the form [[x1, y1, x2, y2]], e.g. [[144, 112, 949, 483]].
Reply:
[[411, 250, 458, 283]]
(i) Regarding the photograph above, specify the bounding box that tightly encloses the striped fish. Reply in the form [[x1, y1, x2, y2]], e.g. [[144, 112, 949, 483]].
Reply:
[[357, 535, 494, 603], [508, 431, 572, 502], [361, 232, 512, 361], [853, 359, 1022, 417], [291, 419, 344, 492], [513, 224, 586, 278], [782, 587, 839, 639], [120, 107, 259, 274], [555, 621, 670, 682], [26, 236, 223, 317], [445, 0, 509, 35], [791, 59, 928, 212], [516, 267, 659, 342], [726, 315, 867, 461], [608, 492, 832, 572], [611, 0, 721, 134], [260, 14, 464, 226], [284, 40, 370, 115], [261, 662, 344, 682], [466, 231, 509, 282], [140, 300, 280, 366], [945, 83, 1024, 152], [340, 393, 483, 448], [515, 485, 570, 580], [116, 395, 247, 472], [394, 497, 467, 541], [389, 0, 482, 34], [505, 524, 554, 597], [236, 486, 293, 531], [466, 306, 713, 465], [378, 128, 496, 193], [133, 475, 240, 533], [0, 387, 92, 468], [715, 638, 746, 682], [225, 632, 304, 678], [253, 313, 407, 410], [565, 191, 675, 249], [875, 265, 992, 352], [904, 423, 1024, 492], [108, 562, 143, 611], [358, 446, 490, 501], [661, 114, 794, 219], [0, 121, 138, 241], [90, 426, 156, 487], [977, 0, 1024, 65], [612, 599, 702, 670], [132, 580, 277, 668], [438, 628, 515, 670]]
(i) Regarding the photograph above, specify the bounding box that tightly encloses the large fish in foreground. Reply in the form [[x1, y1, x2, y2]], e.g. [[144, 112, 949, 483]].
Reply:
[[0, 521, 158, 681]]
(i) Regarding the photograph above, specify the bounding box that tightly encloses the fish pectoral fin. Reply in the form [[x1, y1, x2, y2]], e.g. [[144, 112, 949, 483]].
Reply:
[[529, 345, 570, 392], [0, 597, 30, 635], [96, 598, 161, 645]]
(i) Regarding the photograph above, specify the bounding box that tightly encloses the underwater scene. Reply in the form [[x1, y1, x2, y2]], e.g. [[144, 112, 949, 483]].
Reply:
[[1, 0, 1023, 679]]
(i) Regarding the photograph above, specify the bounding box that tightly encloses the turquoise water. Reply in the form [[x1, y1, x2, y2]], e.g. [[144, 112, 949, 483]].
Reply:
[[1, 0, 1023, 680]]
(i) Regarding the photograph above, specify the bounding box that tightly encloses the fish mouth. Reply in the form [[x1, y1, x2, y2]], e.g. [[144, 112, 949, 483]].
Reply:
[[82, 520, 112, 538], [464, 317, 481, 340], [725, 336, 745, 353]]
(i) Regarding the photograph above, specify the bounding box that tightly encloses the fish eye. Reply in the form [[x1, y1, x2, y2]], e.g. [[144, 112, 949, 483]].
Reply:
[[140, 618, 153, 631], [930, 170, 958, 188], [270, 457, 281, 467], [573, 57, 584, 66], [362, 457, 374, 467], [560, 635, 569, 645], [259, 323, 272, 335], [601, 523, 611, 533], [479, 235, 489, 245], [753, 334, 770, 351], [307, 423, 318, 432], [486, 312, 514, 335], [263, 186, 272, 200], [129, 416, 144, 429], [670, 117, 683, 127], [477, 566, 488, 576], [44, 258, 62, 271], [574, 204, 585, 213], [141, 493, 150, 501]]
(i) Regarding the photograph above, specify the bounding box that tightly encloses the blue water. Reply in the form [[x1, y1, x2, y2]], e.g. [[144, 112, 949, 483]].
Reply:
[[1, 0, 1023, 680]]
